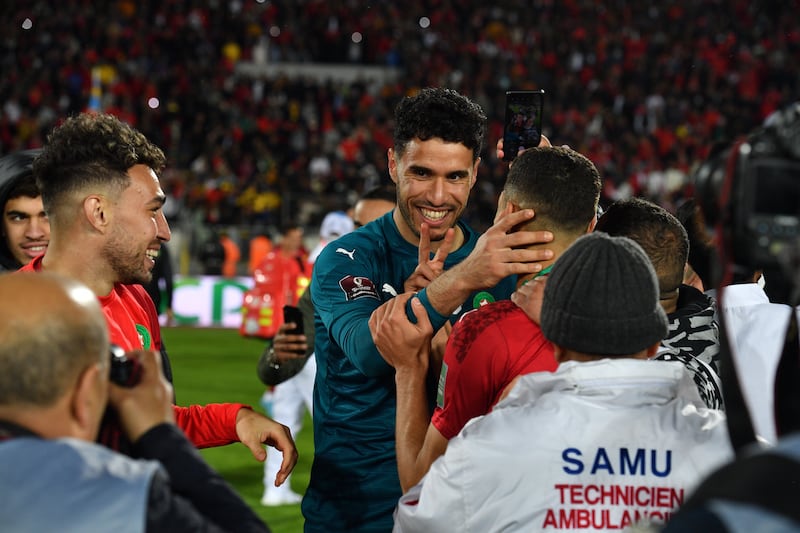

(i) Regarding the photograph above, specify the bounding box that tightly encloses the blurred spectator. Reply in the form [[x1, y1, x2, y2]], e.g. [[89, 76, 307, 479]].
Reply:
[[220, 230, 241, 277], [306, 210, 354, 266], [1, 1, 798, 260], [240, 221, 308, 341], [274, 222, 309, 282], [199, 230, 225, 275], [248, 229, 273, 275]]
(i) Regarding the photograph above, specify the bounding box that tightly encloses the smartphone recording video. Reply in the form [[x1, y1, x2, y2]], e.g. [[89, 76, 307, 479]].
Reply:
[[502, 90, 545, 162]]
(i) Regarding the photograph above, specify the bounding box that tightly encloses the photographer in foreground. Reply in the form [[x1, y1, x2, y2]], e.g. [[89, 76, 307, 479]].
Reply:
[[663, 102, 800, 530], [0, 272, 270, 532]]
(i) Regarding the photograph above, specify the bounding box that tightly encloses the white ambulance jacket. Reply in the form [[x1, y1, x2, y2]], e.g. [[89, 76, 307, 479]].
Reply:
[[718, 282, 800, 445], [394, 359, 734, 533]]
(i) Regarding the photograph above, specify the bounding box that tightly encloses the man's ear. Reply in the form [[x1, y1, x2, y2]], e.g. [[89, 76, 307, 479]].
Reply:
[[387, 148, 399, 184], [493, 192, 521, 224], [496, 191, 508, 210], [70, 364, 106, 441], [469, 157, 481, 189], [644, 342, 662, 359], [587, 214, 598, 233], [83, 196, 109, 232]]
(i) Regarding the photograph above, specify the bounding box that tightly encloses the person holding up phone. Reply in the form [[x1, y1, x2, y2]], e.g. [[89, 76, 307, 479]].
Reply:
[[254, 222, 312, 506], [502, 90, 545, 162], [257, 187, 398, 507]]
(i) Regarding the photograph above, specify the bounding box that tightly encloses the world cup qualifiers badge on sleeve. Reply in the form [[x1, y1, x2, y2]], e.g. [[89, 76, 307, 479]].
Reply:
[[339, 275, 380, 301]]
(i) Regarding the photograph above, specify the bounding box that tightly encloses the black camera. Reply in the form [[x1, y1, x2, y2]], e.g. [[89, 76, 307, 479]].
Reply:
[[109, 344, 142, 387], [693, 102, 800, 291]]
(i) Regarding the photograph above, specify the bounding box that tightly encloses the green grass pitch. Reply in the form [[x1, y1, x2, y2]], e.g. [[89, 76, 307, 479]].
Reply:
[[163, 326, 311, 533]]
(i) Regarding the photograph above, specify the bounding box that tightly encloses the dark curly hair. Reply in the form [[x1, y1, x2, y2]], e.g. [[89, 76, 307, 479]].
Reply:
[[33, 113, 166, 218], [393, 87, 486, 162]]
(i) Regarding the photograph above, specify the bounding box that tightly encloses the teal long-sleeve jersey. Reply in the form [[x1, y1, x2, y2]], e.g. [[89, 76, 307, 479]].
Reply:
[[302, 211, 516, 532]]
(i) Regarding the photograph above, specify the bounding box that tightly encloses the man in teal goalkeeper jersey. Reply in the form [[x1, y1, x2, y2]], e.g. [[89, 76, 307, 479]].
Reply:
[[302, 87, 554, 532]]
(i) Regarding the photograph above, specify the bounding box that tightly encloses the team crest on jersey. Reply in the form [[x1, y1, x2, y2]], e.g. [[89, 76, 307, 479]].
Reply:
[[339, 275, 380, 301], [136, 324, 152, 350], [472, 291, 495, 309]]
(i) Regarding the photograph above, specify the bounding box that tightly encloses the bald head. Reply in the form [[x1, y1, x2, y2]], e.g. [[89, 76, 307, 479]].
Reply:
[[0, 272, 108, 406]]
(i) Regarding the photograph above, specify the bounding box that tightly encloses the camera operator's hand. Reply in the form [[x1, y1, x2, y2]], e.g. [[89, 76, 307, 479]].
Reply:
[[108, 349, 175, 443]]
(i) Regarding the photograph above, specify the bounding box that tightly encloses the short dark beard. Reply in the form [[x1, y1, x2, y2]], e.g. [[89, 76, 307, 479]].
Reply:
[[102, 239, 152, 286]]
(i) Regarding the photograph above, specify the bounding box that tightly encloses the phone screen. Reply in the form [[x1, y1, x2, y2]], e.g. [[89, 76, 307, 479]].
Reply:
[[503, 90, 545, 161]]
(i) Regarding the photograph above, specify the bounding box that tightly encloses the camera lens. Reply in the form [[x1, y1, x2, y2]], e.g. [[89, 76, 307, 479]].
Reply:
[[109, 344, 141, 387]]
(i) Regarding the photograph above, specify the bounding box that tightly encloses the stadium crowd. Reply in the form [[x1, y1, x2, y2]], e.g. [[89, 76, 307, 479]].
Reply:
[[2, 2, 800, 531], [2, 0, 797, 252]]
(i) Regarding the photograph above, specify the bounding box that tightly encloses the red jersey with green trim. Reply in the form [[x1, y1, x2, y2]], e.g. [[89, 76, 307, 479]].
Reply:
[[98, 283, 159, 351], [432, 299, 558, 440], [19, 256, 244, 450]]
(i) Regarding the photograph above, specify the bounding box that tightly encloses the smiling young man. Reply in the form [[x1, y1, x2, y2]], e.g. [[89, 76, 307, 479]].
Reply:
[[0, 150, 48, 271], [20, 113, 298, 480], [303, 88, 553, 532]]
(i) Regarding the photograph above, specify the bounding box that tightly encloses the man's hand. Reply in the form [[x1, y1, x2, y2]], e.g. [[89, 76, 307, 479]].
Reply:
[[459, 205, 554, 291], [511, 275, 548, 325], [369, 292, 433, 372], [372, 293, 446, 493], [496, 134, 552, 162], [272, 321, 308, 363], [109, 350, 175, 443], [404, 223, 456, 293], [235, 408, 298, 486]]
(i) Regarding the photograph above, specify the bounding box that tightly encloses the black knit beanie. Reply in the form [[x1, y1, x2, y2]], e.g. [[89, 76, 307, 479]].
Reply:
[[540, 232, 668, 356]]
